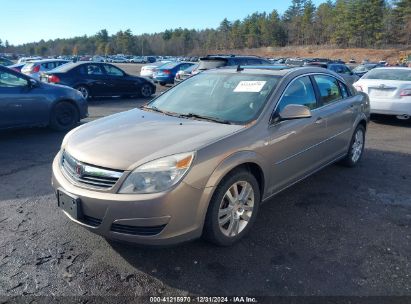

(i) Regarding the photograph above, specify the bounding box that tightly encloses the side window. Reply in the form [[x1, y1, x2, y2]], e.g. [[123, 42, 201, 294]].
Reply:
[[246, 58, 262, 65], [339, 81, 349, 98], [314, 75, 342, 105], [0, 70, 28, 87], [277, 76, 317, 112], [85, 64, 104, 75], [103, 65, 124, 76]]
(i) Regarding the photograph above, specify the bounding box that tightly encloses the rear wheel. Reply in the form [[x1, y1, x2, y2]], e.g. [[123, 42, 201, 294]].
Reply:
[[159, 82, 166, 86], [75, 85, 90, 100], [49, 101, 79, 131], [340, 124, 365, 167], [203, 169, 260, 246]]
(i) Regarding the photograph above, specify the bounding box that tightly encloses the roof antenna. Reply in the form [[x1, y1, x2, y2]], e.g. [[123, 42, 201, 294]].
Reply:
[[236, 64, 244, 72]]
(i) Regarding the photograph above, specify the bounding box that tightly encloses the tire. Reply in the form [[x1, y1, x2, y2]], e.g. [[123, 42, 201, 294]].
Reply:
[[159, 82, 166, 86], [49, 101, 79, 131], [340, 124, 365, 167], [75, 85, 90, 100], [203, 168, 261, 246], [140, 84, 152, 98]]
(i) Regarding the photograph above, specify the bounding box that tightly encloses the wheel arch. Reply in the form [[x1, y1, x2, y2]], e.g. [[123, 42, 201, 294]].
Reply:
[[204, 151, 267, 199], [48, 99, 80, 123]]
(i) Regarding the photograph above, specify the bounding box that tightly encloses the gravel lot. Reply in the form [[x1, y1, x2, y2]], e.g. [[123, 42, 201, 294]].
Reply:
[[0, 64, 411, 298]]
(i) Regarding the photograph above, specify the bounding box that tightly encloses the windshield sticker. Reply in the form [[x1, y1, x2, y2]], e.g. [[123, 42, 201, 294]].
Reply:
[[234, 81, 266, 92]]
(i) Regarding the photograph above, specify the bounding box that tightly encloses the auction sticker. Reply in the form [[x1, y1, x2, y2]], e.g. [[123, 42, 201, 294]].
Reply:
[[234, 81, 266, 92]]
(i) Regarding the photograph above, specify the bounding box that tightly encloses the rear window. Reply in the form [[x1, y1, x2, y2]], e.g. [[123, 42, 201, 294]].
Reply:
[[49, 62, 77, 73], [23, 63, 35, 70], [363, 69, 411, 81], [198, 59, 227, 70], [159, 62, 179, 69]]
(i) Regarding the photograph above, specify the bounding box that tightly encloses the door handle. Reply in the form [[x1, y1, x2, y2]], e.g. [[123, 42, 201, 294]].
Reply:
[[315, 117, 323, 124]]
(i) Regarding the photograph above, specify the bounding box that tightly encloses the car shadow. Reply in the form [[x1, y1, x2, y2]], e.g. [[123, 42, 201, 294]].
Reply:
[[370, 115, 411, 128], [108, 148, 411, 296]]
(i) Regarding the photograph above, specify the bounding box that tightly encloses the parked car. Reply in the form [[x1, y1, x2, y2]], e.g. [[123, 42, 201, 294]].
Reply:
[[111, 56, 128, 63], [92, 56, 106, 62], [153, 62, 196, 85], [41, 62, 156, 99], [140, 61, 170, 78], [174, 64, 199, 83], [193, 55, 272, 75], [0, 66, 87, 131], [352, 63, 384, 77], [353, 67, 411, 120], [51, 66, 369, 246], [305, 62, 359, 84], [129, 56, 145, 63], [0, 57, 13, 66], [21, 59, 69, 80], [17, 56, 42, 64]]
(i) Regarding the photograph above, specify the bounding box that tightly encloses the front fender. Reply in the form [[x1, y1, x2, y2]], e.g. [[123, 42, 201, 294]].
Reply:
[[204, 150, 268, 191]]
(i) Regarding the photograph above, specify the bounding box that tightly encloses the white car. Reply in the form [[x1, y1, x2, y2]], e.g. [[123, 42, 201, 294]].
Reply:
[[354, 67, 411, 120], [140, 61, 169, 78]]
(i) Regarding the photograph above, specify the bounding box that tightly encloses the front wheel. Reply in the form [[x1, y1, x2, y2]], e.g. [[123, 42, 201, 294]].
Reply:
[[140, 84, 152, 98], [340, 124, 365, 167], [203, 169, 260, 246], [49, 101, 79, 131]]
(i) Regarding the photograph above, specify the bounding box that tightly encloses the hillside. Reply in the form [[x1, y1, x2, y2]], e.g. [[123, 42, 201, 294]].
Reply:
[[205, 46, 411, 64]]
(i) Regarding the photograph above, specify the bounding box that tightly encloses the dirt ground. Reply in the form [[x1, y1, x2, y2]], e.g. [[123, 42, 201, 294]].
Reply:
[[206, 46, 411, 64]]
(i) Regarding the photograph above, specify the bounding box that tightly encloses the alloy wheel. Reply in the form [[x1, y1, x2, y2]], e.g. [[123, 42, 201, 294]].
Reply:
[[351, 128, 364, 163], [218, 181, 254, 237]]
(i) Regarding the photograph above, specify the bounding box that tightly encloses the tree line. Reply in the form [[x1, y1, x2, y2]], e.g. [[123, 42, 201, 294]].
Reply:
[[1, 0, 410, 57]]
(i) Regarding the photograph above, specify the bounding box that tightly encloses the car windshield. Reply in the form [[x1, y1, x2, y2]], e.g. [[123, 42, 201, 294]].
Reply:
[[146, 72, 280, 124], [363, 69, 411, 81]]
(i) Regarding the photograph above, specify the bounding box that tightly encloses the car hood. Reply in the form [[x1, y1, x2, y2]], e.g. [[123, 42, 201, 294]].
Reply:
[[64, 109, 243, 171]]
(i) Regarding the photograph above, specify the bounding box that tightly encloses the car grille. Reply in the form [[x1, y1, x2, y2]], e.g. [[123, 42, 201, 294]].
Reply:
[[61, 151, 123, 190], [110, 223, 166, 236]]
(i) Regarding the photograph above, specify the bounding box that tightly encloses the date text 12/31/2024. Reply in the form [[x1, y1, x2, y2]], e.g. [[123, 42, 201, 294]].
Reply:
[[150, 296, 258, 303]]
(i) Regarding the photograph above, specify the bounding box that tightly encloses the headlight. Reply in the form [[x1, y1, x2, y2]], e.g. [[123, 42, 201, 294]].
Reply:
[[118, 152, 195, 194]]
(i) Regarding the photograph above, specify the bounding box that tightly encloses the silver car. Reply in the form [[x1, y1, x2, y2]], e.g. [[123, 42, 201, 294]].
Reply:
[[52, 66, 370, 246], [21, 59, 69, 79]]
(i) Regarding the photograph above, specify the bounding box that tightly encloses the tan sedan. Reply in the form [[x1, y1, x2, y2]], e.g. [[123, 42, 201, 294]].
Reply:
[[52, 66, 370, 246]]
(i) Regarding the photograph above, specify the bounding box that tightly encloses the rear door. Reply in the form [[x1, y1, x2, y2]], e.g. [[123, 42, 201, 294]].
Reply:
[[78, 64, 108, 96], [311, 74, 357, 159], [263, 75, 328, 194]]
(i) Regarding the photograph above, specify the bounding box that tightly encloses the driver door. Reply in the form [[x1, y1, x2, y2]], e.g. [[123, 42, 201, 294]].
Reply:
[[0, 69, 48, 128], [261, 76, 328, 195]]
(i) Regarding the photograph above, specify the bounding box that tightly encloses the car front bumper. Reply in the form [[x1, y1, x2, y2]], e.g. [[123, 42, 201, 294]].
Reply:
[[51, 153, 212, 245], [370, 97, 411, 116]]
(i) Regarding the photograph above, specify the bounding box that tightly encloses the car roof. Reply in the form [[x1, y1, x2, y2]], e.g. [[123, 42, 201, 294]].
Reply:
[[204, 66, 338, 77], [27, 59, 69, 64], [201, 55, 265, 60]]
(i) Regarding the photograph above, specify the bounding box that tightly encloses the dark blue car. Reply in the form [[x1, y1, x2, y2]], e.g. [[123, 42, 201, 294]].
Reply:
[[0, 66, 88, 131], [153, 62, 195, 85]]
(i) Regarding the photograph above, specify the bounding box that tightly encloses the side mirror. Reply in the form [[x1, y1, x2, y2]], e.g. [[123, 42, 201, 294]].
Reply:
[[279, 104, 312, 120]]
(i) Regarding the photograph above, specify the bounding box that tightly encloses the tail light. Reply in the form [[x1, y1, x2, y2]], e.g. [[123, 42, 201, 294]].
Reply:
[[400, 89, 411, 97], [163, 70, 171, 74], [31, 65, 40, 73], [48, 75, 60, 83]]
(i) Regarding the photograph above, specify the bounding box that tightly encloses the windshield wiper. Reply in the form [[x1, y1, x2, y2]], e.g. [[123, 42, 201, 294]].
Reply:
[[179, 113, 232, 125], [140, 105, 179, 117]]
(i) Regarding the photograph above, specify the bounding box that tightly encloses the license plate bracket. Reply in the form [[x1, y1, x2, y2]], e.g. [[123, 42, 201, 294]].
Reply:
[[57, 189, 82, 220]]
